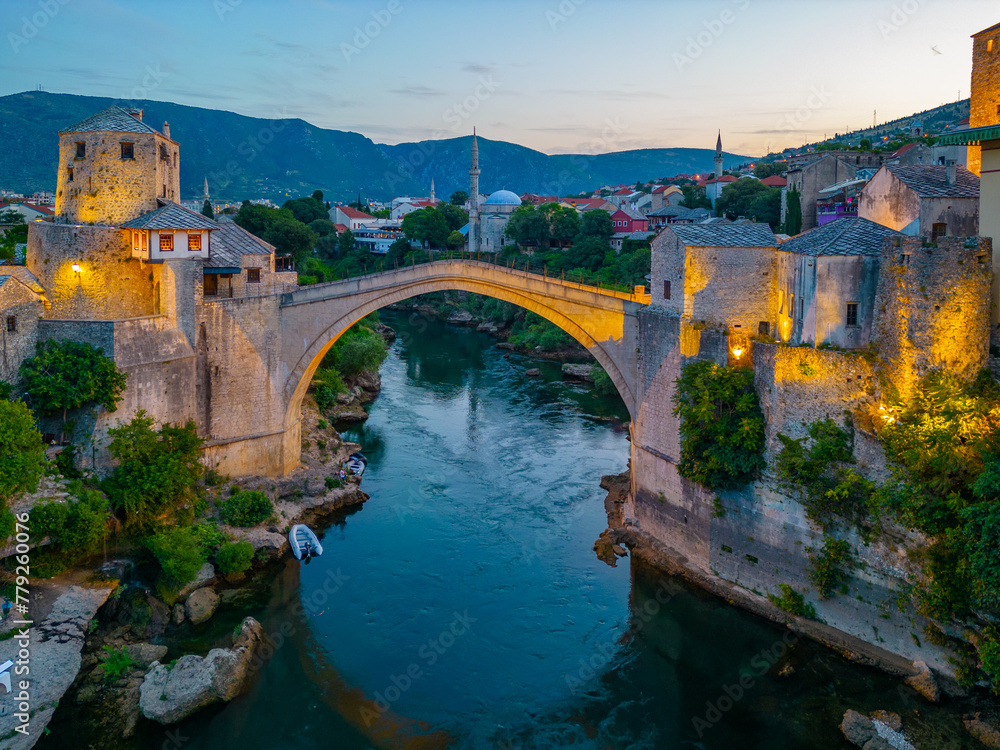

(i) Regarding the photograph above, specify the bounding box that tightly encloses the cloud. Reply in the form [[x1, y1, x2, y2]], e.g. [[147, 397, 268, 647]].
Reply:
[[388, 85, 446, 98], [462, 63, 493, 74]]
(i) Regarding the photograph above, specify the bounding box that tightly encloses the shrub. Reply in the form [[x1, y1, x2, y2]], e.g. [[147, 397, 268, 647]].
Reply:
[[219, 490, 273, 527], [591, 366, 617, 397], [336, 332, 387, 377], [101, 645, 138, 683], [102, 412, 204, 531], [145, 526, 208, 589], [672, 361, 766, 490], [215, 540, 254, 576], [0, 509, 14, 540], [19, 340, 128, 418], [0, 399, 46, 505], [325, 476, 343, 490], [54, 444, 82, 479], [768, 584, 817, 619], [808, 536, 854, 598], [30, 489, 111, 563]]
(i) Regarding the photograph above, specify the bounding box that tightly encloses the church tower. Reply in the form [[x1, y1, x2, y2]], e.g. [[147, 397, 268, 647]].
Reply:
[[715, 130, 723, 179], [469, 129, 481, 253]]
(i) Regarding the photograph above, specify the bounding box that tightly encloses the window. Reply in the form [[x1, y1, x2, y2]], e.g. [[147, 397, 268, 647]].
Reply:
[[932, 222, 947, 240], [663, 280, 671, 300], [758, 322, 770, 336], [203, 274, 218, 297], [66, 166, 74, 182], [173, 151, 178, 168], [75, 141, 85, 158], [247, 268, 261, 284], [5, 316, 15, 333], [790, 294, 794, 317], [159, 233, 174, 251], [846, 302, 858, 327], [159, 143, 169, 161], [799, 296, 804, 320], [120, 142, 134, 159], [187, 233, 202, 251], [988, 38, 994, 52]]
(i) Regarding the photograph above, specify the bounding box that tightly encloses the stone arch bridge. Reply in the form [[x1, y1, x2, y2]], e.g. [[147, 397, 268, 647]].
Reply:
[[198, 260, 649, 476]]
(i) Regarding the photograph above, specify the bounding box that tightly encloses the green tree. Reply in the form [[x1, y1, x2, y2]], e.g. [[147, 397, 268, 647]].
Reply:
[[19, 340, 128, 420], [565, 236, 610, 272], [282, 196, 327, 225], [679, 185, 711, 210], [438, 203, 469, 232], [312, 189, 324, 203], [578, 210, 613, 241], [446, 230, 465, 250], [449, 190, 469, 206], [753, 162, 786, 179], [506, 205, 551, 247], [0, 211, 27, 261], [716, 179, 781, 227], [309, 219, 336, 237], [402, 207, 449, 248], [859, 138, 872, 151], [264, 217, 318, 266], [0, 399, 45, 505], [543, 203, 580, 245], [146, 526, 208, 590], [338, 229, 356, 255], [201, 200, 214, 220], [783, 187, 803, 235]]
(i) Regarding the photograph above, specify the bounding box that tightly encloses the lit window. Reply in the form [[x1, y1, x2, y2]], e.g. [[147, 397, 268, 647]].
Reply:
[[120, 142, 134, 159], [988, 39, 994, 53], [75, 142, 85, 158], [247, 268, 261, 283], [6, 316, 15, 333], [846, 302, 858, 327], [188, 233, 202, 251], [160, 233, 174, 251]]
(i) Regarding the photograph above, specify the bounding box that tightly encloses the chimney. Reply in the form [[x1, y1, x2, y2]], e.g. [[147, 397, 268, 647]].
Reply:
[[128, 108, 143, 121], [162, 121, 171, 140], [946, 160, 956, 186]]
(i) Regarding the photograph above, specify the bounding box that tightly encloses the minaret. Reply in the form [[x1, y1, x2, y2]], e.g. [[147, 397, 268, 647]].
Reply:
[[203, 176, 210, 202], [430, 178, 436, 205], [469, 129, 480, 253], [714, 130, 723, 180]]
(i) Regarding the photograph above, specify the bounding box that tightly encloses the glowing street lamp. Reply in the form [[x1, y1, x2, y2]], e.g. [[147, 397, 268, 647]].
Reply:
[[71, 263, 81, 273]]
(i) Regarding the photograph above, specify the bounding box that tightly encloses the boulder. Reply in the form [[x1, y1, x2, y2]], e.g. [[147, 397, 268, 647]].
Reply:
[[96, 559, 133, 581], [525, 368, 541, 377], [904, 659, 940, 702], [448, 309, 474, 324], [477, 322, 499, 333], [561, 363, 594, 382], [186, 588, 219, 625], [841, 710, 876, 747], [172, 604, 186, 625], [840, 709, 915, 750], [139, 617, 263, 724], [178, 564, 216, 598], [965, 713, 1000, 749], [125, 643, 168, 669]]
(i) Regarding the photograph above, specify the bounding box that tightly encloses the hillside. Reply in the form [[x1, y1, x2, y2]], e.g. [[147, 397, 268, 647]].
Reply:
[[0, 91, 750, 203]]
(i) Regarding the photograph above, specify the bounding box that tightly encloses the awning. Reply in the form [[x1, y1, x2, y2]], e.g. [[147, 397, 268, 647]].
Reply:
[[204, 267, 240, 274], [939, 125, 1000, 145]]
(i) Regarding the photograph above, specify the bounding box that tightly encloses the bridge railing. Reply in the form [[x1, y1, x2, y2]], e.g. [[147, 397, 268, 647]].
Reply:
[[291, 251, 651, 304]]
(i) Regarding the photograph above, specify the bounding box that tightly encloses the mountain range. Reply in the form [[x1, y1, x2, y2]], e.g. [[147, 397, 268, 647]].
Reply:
[[0, 91, 752, 203]]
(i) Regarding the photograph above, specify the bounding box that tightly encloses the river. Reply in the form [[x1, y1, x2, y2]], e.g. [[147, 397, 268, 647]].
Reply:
[[55, 309, 978, 750]]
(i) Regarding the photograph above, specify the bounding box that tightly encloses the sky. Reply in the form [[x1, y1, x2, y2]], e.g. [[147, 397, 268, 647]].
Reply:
[[0, 0, 996, 157]]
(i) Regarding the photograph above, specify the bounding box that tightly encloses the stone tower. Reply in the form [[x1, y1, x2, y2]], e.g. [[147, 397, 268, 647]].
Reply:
[[715, 130, 724, 179], [968, 22, 1000, 176], [55, 106, 180, 225], [469, 129, 481, 253]]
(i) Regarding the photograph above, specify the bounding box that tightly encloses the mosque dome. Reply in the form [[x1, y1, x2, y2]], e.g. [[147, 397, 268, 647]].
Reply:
[[483, 190, 522, 207]]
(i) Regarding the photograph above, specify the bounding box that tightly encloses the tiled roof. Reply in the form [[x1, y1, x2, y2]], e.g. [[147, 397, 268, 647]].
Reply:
[[0, 202, 54, 215], [120, 200, 220, 230], [209, 221, 274, 267], [337, 206, 375, 219], [668, 223, 775, 247], [648, 205, 692, 217], [1, 266, 44, 294], [884, 164, 979, 198], [62, 106, 159, 136], [614, 207, 645, 220], [779, 217, 902, 257], [760, 175, 787, 187]]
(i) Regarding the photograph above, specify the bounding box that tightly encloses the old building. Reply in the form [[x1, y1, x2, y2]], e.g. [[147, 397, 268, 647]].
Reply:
[[858, 163, 979, 237], [203, 219, 298, 298], [784, 153, 866, 231], [0, 272, 45, 384], [775, 217, 902, 348]]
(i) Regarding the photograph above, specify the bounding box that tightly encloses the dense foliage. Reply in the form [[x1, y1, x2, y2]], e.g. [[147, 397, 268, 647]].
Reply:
[[715, 179, 782, 228], [31, 487, 112, 567], [0, 399, 45, 505], [219, 490, 273, 527], [102, 412, 204, 531], [768, 584, 817, 619], [783, 188, 802, 235], [145, 525, 209, 590], [0, 210, 28, 261], [808, 536, 854, 598], [19, 340, 128, 417], [215, 540, 254, 576], [672, 361, 766, 490]]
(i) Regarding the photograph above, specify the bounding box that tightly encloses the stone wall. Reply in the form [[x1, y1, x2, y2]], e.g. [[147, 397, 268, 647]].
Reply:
[[968, 26, 1000, 176], [55, 130, 179, 225], [858, 168, 921, 234], [27, 223, 155, 320], [0, 278, 44, 384], [871, 235, 992, 399]]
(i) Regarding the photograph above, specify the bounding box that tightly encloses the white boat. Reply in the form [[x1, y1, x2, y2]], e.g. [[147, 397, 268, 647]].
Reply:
[[289, 524, 323, 560], [346, 452, 368, 477]]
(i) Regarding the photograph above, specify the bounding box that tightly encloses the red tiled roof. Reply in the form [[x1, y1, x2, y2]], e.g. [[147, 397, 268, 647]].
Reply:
[[613, 187, 632, 195], [333, 223, 349, 234], [892, 143, 918, 158], [760, 175, 787, 187], [0, 202, 54, 215], [337, 205, 375, 219]]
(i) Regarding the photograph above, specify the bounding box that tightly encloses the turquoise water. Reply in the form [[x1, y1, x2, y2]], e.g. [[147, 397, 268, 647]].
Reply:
[[43, 311, 977, 750]]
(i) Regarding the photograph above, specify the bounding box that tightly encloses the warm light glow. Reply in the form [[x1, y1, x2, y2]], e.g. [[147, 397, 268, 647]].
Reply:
[[71, 263, 81, 273], [732, 347, 744, 359], [878, 404, 896, 425]]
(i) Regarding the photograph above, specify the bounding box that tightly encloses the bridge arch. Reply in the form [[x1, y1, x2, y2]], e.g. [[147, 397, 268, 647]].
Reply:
[[280, 268, 642, 433]]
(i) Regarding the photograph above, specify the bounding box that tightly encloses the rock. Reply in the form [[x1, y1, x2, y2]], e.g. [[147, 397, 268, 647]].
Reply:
[[0, 584, 114, 748], [96, 559, 133, 581], [869, 711, 901, 732], [477, 321, 499, 333], [139, 617, 264, 724], [227, 526, 286, 553], [496, 342, 515, 351], [905, 659, 940, 702], [186, 588, 219, 625], [336, 392, 353, 405], [125, 642, 169, 668], [178, 564, 216, 598], [104, 586, 170, 641], [561, 363, 595, 382], [173, 603, 186, 625], [841, 710, 876, 747], [778, 663, 795, 677], [869, 718, 915, 750], [525, 368, 541, 377], [612, 544, 628, 557], [447, 309, 474, 324], [965, 713, 1000, 749]]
